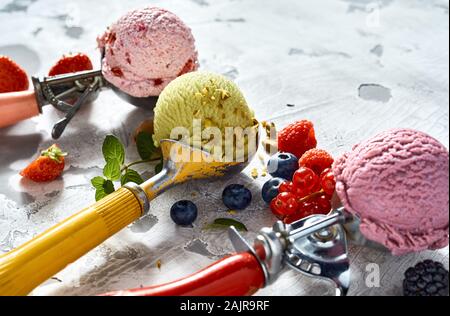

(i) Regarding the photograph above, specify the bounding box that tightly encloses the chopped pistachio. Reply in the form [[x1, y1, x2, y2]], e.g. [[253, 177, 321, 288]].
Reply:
[[251, 168, 258, 179]]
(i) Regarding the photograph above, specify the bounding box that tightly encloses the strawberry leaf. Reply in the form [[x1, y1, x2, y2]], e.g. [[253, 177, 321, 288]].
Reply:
[[102, 135, 125, 165], [136, 131, 156, 160], [103, 159, 121, 181], [121, 169, 144, 186]]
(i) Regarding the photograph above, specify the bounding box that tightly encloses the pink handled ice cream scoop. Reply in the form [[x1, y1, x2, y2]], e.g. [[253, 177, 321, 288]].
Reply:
[[101, 128, 449, 297], [0, 6, 198, 138]]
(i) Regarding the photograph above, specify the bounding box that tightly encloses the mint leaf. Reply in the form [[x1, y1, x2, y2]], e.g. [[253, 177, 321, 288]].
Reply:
[[204, 218, 248, 232], [103, 159, 121, 181], [94, 179, 115, 201], [102, 135, 125, 164], [155, 158, 164, 174], [121, 169, 144, 186], [136, 131, 156, 160], [91, 176, 105, 190], [103, 180, 115, 194], [95, 189, 108, 202]]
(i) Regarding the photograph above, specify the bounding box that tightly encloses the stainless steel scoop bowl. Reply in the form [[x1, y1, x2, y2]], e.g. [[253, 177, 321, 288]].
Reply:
[[31, 67, 160, 139]]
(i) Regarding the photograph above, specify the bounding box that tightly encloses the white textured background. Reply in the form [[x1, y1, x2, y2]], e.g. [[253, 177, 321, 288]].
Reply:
[[0, 0, 448, 296]]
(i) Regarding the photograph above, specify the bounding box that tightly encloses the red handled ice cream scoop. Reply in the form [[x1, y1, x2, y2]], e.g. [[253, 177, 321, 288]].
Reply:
[[0, 6, 198, 138], [101, 128, 448, 296]]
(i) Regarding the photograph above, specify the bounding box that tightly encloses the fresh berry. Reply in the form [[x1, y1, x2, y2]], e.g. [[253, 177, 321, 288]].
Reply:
[[403, 260, 449, 296], [270, 198, 285, 219], [320, 168, 336, 196], [262, 178, 285, 204], [278, 120, 317, 159], [270, 192, 299, 216], [279, 181, 311, 199], [20, 144, 67, 182], [283, 212, 306, 224], [170, 200, 198, 226], [299, 149, 334, 175], [222, 184, 252, 210], [279, 181, 294, 193], [292, 167, 319, 193], [0, 55, 29, 93], [267, 152, 298, 180], [313, 194, 332, 214], [48, 53, 93, 76]]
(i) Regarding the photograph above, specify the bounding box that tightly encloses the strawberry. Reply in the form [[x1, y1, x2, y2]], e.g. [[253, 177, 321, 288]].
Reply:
[[20, 144, 67, 182], [278, 120, 317, 159], [48, 53, 93, 76], [0, 55, 29, 93]]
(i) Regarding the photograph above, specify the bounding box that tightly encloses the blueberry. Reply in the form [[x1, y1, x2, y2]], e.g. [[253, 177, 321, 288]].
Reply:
[[267, 152, 298, 180], [262, 178, 285, 203], [222, 184, 252, 210], [170, 200, 198, 226]]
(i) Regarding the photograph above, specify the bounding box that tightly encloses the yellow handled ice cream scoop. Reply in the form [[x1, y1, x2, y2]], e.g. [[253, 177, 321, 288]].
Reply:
[[0, 70, 259, 296], [0, 132, 258, 295]]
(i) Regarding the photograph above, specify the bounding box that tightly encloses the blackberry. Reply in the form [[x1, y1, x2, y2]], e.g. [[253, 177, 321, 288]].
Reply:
[[403, 260, 449, 296]]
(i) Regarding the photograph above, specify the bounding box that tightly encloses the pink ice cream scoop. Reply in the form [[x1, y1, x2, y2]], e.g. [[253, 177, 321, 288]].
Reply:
[[98, 7, 199, 98], [333, 128, 449, 255]]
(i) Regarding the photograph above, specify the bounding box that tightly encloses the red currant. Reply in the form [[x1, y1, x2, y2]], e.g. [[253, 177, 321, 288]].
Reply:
[[284, 212, 305, 224], [283, 201, 316, 224], [279, 181, 294, 193], [270, 198, 285, 218], [292, 167, 319, 193], [320, 168, 336, 196], [298, 201, 315, 217], [270, 192, 299, 216], [314, 194, 332, 214]]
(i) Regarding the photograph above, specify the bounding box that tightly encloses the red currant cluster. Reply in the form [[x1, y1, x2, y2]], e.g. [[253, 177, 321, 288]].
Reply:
[[270, 153, 336, 224]]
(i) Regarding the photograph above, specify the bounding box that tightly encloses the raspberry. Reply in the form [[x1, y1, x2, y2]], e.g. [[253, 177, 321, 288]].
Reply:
[[299, 149, 334, 175], [278, 120, 317, 159]]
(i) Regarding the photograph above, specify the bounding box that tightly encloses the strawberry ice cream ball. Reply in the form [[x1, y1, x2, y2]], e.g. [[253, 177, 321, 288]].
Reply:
[[98, 7, 199, 97]]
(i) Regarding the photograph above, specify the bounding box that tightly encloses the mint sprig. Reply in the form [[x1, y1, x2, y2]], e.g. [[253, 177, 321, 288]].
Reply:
[[91, 134, 161, 201]]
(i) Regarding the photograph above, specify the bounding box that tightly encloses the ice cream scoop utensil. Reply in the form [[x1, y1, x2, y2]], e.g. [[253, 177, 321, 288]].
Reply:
[[0, 70, 104, 135], [102, 208, 352, 297], [0, 137, 258, 296], [0, 69, 156, 138]]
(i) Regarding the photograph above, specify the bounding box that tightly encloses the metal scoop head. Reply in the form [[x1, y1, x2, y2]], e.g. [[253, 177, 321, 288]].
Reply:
[[141, 124, 259, 200]]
